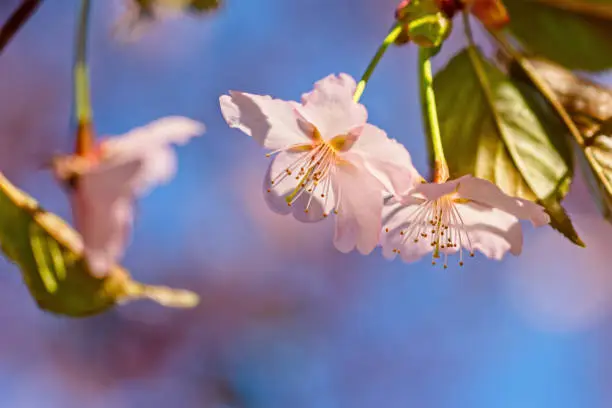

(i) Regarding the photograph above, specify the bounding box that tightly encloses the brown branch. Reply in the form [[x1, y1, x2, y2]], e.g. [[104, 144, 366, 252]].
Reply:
[[0, 0, 43, 55]]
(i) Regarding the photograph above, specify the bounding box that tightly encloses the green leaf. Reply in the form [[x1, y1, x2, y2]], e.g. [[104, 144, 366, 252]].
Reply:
[[511, 57, 612, 223], [0, 173, 199, 317], [505, 0, 612, 71], [434, 47, 582, 245], [539, 195, 585, 247]]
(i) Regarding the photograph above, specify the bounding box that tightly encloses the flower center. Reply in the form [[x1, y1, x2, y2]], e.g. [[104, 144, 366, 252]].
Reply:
[[266, 137, 343, 217], [389, 194, 475, 268]]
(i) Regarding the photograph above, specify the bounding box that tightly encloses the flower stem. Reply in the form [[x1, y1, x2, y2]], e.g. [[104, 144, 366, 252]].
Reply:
[[353, 23, 403, 103], [0, 0, 43, 55], [418, 46, 448, 183], [74, 0, 94, 156]]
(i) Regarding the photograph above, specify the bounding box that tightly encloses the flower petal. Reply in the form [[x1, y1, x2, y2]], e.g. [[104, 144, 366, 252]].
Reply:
[[264, 151, 334, 222], [408, 179, 459, 201], [456, 175, 550, 226], [380, 196, 432, 262], [455, 201, 524, 260], [75, 159, 143, 277], [332, 160, 385, 254], [298, 74, 367, 138], [346, 124, 420, 196], [102, 116, 204, 195], [104, 116, 205, 151], [220, 92, 312, 149]]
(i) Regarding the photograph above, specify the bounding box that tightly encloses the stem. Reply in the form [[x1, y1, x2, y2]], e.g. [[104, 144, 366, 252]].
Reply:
[[0, 0, 42, 55], [418, 46, 447, 183], [74, 0, 93, 156], [353, 23, 403, 102]]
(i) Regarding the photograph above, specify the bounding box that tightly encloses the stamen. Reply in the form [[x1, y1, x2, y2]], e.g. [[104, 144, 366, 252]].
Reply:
[[268, 137, 341, 217], [393, 193, 475, 268]]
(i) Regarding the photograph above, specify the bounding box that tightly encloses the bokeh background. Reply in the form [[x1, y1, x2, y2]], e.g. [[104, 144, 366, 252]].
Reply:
[[1, 1, 612, 407]]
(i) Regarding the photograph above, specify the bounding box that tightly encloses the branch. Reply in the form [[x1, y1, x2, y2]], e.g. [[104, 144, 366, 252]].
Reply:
[[0, 0, 43, 55]]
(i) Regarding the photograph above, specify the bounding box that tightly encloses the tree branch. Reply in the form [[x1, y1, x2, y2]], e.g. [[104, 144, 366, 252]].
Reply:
[[0, 0, 43, 55]]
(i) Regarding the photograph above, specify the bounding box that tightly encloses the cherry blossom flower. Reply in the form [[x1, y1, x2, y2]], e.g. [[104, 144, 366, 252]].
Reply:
[[381, 175, 550, 268], [52, 116, 205, 277], [220, 73, 418, 254]]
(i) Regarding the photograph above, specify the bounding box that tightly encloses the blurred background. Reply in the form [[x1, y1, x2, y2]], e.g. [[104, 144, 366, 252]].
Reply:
[[1, 1, 612, 407]]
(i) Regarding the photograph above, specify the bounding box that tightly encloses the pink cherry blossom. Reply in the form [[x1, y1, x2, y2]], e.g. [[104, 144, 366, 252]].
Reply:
[[381, 175, 550, 267], [113, 0, 187, 40], [220, 73, 418, 254], [53, 116, 205, 277]]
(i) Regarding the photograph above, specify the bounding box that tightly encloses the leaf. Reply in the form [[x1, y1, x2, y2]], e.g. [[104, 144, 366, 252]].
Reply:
[[540, 196, 585, 246], [504, 0, 612, 71], [434, 47, 583, 245], [509, 57, 612, 223], [0, 173, 198, 317]]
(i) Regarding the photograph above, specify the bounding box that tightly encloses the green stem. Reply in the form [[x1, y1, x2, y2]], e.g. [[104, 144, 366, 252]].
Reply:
[[75, 0, 92, 123], [74, 0, 93, 155], [418, 46, 447, 182], [353, 23, 403, 102]]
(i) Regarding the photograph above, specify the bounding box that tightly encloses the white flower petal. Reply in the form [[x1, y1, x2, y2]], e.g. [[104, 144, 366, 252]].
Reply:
[[298, 74, 367, 138], [456, 175, 550, 226], [75, 159, 143, 277], [381, 196, 432, 262], [346, 123, 420, 196], [104, 116, 205, 152], [332, 160, 385, 254], [456, 201, 524, 259], [264, 151, 334, 222], [220, 92, 312, 150], [411, 179, 460, 201], [102, 116, 203, 196]]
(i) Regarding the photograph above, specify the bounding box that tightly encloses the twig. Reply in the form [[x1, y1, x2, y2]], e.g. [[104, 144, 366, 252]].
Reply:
[[0, 0, 43, 55]]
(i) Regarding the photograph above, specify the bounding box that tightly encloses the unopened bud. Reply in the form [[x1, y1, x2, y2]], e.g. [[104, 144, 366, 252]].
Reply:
[[434, 0, 464, 18], [408, 13, 452, 48]]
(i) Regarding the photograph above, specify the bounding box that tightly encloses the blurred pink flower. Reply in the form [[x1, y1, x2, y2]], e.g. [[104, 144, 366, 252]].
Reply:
[[113, 0, 220, 41], [220, 73, 417, 254], [53, 116, 205, 277], [113, 0, 188, 40], [381, 175, 550, 267]]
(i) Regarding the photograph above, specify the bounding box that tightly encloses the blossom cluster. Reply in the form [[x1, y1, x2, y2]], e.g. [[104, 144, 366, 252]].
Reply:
[[42, 0, 551, 278]]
